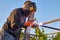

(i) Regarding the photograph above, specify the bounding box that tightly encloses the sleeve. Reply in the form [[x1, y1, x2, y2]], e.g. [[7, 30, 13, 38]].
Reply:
[[11, 9, 24, 29]]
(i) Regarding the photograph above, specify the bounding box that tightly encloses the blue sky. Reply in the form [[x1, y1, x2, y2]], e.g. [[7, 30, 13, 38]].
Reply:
[[0, 0, 60, 34]]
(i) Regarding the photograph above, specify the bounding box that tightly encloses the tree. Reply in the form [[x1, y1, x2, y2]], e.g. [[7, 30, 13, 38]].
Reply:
[[19, 27, 47, 40], [34, 27, 47, 40], [52, 33, 60, 40]]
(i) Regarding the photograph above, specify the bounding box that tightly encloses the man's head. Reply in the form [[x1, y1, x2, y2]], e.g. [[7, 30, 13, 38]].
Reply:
[[23, 1, 36, 13]]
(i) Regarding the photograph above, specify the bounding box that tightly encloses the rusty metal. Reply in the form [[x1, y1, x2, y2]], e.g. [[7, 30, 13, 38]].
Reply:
[[44, 18, 60, 24]]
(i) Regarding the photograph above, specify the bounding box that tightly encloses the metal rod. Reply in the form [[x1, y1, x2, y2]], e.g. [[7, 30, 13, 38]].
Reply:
[[42, 25, 60, 31], [44, 18, 60, 24]]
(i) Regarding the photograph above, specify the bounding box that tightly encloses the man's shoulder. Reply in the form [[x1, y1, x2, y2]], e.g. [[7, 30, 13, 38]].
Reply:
[[14, 8, 24, 15], [15, 8, 23, 11]]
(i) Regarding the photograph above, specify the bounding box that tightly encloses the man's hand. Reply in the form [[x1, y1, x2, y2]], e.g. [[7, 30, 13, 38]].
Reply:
[[39, 22, 44, 26], [32, 23, 38, 28]]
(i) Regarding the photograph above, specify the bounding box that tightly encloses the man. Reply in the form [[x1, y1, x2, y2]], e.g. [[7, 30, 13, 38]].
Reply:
[[1, 1, 37, 40]]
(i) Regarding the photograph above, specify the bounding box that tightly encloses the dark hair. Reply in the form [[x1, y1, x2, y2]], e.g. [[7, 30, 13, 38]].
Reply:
[[24, 1, 31, 4], [24, 1, 36, 12]]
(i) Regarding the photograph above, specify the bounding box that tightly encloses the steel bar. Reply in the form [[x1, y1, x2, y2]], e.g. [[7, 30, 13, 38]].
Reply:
[[42, 25, 60, 31], [44, 18, 60, 24]]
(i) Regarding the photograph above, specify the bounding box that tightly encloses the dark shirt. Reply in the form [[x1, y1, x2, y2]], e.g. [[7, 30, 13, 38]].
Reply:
[[2, 8, 27, 37]]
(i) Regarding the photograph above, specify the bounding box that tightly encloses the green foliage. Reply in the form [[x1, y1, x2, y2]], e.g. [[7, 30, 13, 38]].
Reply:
[[19, 27, 60, 40], [34, 27, 47, 40], [19, 27, 47, 40], [19, 30, 24, 40], [52, 33, 60, 40]]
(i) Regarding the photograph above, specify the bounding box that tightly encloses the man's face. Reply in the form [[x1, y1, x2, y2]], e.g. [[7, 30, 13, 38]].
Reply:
[[23, 4, 35, 17], [29, 6, 35, 15], [29, 6, 35, 12]]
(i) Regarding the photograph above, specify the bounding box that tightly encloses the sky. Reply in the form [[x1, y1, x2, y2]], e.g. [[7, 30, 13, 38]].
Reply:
[[0, 0, 60, 34]]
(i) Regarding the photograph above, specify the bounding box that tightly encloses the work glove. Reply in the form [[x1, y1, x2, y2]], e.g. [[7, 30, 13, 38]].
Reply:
[[24, 21, 38, 28], [24, 21, 33, 27]]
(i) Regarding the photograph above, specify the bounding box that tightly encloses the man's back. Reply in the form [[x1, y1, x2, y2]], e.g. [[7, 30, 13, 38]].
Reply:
[[2, 8, 26, 40]]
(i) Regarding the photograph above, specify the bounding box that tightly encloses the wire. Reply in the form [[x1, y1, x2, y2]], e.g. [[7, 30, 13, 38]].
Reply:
[[42, 25, 60, 31]]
